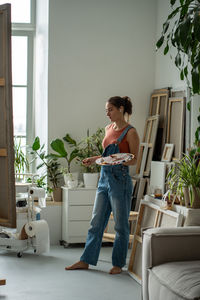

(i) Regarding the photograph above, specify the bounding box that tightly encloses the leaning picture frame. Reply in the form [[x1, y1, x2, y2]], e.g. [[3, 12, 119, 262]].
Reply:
[[161, 143, 174, 162]]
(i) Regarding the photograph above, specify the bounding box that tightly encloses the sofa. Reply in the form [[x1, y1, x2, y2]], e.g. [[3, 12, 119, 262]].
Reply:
[[142, 227, 200, 300]]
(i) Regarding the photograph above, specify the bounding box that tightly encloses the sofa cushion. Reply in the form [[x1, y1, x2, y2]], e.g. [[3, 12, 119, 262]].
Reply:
[[149, 261, 200, 300]]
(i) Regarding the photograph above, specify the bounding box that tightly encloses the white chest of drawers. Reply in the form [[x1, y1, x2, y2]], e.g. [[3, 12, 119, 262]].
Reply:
[[61, 187, 96, 245]]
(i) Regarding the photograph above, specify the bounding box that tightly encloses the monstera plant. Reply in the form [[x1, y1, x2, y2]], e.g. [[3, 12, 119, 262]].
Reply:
[[156, 0, 200, 153]]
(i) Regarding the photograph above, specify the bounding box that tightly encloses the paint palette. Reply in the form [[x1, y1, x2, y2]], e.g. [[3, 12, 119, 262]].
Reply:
[[96, 153, 134, 166]]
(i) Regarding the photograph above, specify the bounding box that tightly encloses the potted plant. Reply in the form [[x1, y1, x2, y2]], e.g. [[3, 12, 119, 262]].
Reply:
[[14, 138, 30, 181], [77, 128, 104, 188], [50, 133, 79, 187], [30, 137, 62, 202], [166, 154, 200, 208]]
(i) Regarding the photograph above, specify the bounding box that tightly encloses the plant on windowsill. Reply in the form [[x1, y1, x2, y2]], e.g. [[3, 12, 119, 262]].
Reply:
[[77, 128, 104, 188], [156, 0, 200, 156], [14, 137, 30, 182], [30, 137, 62, 201], [50, 133, 80, 187]]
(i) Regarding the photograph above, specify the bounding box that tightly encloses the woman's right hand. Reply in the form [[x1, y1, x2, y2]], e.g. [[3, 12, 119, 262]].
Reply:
[[82, 156, 100, 166]]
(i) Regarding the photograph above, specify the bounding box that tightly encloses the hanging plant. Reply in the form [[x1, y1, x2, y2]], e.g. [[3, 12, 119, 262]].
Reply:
[[156, 0, 200, 151]]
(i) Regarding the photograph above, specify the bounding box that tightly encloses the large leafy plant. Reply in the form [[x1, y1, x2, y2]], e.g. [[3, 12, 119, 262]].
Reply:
[[31, 137, 61, 189], [50, 133, 79, 174], [156, 0, 200, 150]]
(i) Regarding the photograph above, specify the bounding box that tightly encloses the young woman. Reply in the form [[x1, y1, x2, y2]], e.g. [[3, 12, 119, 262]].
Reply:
[[65, 96, 140, 274]]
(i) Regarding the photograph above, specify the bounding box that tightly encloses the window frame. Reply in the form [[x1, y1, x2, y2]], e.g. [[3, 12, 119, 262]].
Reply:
[[11, 0, 36, 147]]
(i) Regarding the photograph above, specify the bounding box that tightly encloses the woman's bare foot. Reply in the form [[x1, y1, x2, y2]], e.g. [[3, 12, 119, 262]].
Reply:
[[109, 266, 122, 274], [65, 261, 89, 271]]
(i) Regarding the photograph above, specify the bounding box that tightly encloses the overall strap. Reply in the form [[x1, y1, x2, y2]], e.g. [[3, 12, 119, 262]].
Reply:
[[117, 125, 133, 143]]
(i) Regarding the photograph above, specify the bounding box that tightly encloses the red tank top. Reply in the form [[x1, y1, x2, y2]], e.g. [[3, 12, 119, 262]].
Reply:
[[102, 124, 130, 153]]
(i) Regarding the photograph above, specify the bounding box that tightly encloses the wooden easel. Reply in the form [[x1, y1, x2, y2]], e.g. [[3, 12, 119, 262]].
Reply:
[[167, 97, 185, 161], [136, 115, 159, 177], [103, 211, 139, 247]]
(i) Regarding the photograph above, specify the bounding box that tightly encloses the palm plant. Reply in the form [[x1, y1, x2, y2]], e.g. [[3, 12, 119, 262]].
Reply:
[[14, 138, 29, 178], [166, 154, 200, 207]]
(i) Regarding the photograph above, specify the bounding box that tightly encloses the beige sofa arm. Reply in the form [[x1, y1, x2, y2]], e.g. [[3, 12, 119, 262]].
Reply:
[[142, 226, 200, 300]]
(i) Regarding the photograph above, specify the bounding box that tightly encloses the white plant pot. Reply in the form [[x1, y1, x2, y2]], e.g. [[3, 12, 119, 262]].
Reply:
[[64, 172, 79, 187], [83, 173, 99, 188], [67, 179, 78, 189]]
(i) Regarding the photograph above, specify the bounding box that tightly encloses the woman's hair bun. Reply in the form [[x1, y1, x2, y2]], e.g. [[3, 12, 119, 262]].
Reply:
[[107, 96, 132, 115], [122, 96, 132, 115]]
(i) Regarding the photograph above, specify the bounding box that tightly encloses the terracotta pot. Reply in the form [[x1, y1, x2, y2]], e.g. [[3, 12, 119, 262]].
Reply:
[[183, 187, 190, 208], [191, 187, 200, 208], [52, 187, 62, 202]]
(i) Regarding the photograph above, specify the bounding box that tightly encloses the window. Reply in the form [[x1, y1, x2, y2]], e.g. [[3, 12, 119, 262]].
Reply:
[[0, 0, 35, 150]]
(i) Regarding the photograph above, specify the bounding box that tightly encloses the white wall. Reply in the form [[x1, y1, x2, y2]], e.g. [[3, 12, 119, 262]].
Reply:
[[48, 0, 157, 152], [155, 0, 185, 90]]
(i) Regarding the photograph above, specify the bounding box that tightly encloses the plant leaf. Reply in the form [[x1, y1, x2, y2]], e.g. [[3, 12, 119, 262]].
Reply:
[[192, 68, 200, 94], [187, 101, 191, 111], [63, 134, 77, 146], [69, 149, 79, 163], [175, 52, 182, 67], [50, 139, 67, 157], [163, 21, 169, 34], [164, 43, 169, 55], [184, 66, 188, 77], [156, 36, 164, 49], [167, 7, 180, 20], [180, 69, 184, 80], [179, 18, 191, 50], [170, 0, 177, 5], [194, 10, 200, 42], [37, 162, 45, 170], [32, 137, 40, 151]]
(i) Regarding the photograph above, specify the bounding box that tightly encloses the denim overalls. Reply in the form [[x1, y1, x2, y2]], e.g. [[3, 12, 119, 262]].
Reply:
[[80, 125, 133, 268]]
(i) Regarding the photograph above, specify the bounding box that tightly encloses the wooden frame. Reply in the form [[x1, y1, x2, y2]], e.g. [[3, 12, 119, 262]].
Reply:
[[103, 211, 138, 247], [136, 115, 159, 176], [161, 143, 174, 162], [0, 4, 16, 228], [167, 97, 185, 161], [128, 200, 183, 283], [149, 90, 169, 159]]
